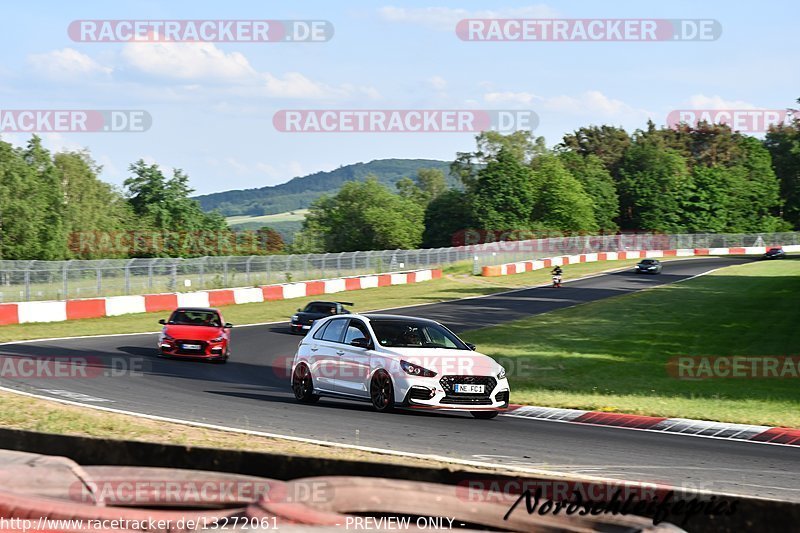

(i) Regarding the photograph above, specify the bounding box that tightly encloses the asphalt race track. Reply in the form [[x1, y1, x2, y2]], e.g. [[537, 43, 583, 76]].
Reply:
[[2, 256, 799, 501]]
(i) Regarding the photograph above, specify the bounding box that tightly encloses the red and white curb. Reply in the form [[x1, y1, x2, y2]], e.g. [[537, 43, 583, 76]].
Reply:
[[0, 269, 441, 326], [505, 405, 800, 446], [482, 245, 800, 277]]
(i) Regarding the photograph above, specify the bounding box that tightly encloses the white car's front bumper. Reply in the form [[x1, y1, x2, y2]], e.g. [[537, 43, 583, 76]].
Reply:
[[396, 375, 510, 411]]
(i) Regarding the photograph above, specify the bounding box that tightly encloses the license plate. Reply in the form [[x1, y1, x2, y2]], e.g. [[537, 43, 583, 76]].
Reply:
[[454, 384, 484, 394], [302, 325, 311, 330], [181, 343, 201, 350]]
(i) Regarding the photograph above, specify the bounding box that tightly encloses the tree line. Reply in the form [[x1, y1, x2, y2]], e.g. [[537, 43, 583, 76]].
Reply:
[[0, 136, 283, 259], [2, 106, 799, 259], [295, 111, 800, 252]]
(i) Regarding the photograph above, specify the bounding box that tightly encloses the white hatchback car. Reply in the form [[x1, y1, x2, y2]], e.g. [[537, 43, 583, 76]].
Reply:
[[290, 313, 510, 419]]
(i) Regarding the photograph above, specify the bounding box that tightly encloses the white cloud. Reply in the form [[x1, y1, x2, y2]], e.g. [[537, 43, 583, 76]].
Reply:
[[378, 5, 558, 31], [687, 94, 759, 110], [219, 157, 247, 175], [118, 41, 379, 100], [121, 41, 257, 82], [429, 76, 447, 91], [484, 91, 538, 105], [483, 89, 654, 123], [28, 48, 112, 79]]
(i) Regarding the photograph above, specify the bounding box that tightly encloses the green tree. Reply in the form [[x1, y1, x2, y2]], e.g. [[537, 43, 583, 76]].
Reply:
[[22, 136, 65, 259], [618, 143, 691, 231], [559, 125, 631, 178], [422, 190, 476, 247], [681, 165, 731, 232], [452, 131, 546, 191], [124, 160, 228, 256], [765, 117, 800, 228], [730, 136, 787, 231], [530, 155, 598, 233], [296, 177, 424, 252], [55, 151, 133, 258], [0, 140, 48, 259], [557, 152, 619, 231], [396, 168, 448, 206], [471, 147, 537, 230]]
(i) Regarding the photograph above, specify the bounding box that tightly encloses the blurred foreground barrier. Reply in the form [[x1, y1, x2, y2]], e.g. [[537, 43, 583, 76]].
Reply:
[[1, 428, 798, 531]]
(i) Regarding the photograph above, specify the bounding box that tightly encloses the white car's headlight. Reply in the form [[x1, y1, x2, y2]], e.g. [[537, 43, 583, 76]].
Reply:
[[497, 367, 506, 380], [400, 360, 437, 377]]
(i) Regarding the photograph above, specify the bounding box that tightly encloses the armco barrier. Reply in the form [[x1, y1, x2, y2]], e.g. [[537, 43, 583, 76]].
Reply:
[[0, 269, 441, 326], [481, 245, 800, 277]]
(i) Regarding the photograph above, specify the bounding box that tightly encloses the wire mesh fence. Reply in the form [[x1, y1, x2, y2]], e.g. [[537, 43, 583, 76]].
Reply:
[[0, 232, 796, 302]]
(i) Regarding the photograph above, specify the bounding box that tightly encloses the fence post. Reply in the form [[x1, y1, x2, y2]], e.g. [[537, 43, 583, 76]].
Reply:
[[266, 254, 273, 283], [24, 270, 30, 301], [62, 261, 69, 300], [246, 256, 254, 285], [96, 268, 101, 297], [199, 257, 206, 289], [337, 252, 344, 277], [223, 258, 228, 287], [124, 259, 133, 295], [148, 261, 154, 290]]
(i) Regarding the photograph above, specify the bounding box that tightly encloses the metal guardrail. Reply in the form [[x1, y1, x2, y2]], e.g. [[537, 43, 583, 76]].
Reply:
[[0, 232, 796, 302]]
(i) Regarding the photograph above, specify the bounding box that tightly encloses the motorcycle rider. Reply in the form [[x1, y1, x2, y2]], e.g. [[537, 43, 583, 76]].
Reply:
[[551, 265, 563, 287]]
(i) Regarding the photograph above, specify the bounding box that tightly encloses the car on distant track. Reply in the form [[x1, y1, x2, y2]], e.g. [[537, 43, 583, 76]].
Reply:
[[290, 301, 353, 334], [290, 313, 510, 419], [157, 307, 232, 363], [635, 259, 662, 274], [762, 247, 787, 260]]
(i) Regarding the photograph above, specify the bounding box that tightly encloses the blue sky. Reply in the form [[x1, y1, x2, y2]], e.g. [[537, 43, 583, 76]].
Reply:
[[0, 1, 796, 195]]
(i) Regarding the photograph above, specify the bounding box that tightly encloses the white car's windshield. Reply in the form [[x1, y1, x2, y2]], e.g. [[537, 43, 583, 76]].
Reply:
[[370, 319, 467, 349]]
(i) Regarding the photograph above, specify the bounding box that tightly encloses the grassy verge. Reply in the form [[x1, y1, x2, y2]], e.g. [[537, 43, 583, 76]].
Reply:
[[0, 258, 643, 343], [0, 390, 485, 470], [462, 260, 800, 428]]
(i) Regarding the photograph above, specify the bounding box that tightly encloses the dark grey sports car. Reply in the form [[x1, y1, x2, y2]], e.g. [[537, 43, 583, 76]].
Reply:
[[635, 259, 662, 274], [762, 247, 786, 259], [289, 301, 353, 334]]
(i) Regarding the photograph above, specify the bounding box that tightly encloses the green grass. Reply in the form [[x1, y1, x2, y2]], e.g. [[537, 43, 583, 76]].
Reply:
[[0, 258, 643, 343], [226, 209, 309, 227], [462, 260, 800, 428]]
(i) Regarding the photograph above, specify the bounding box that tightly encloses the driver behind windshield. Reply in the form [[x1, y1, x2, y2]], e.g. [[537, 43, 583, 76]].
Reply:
[[399, 327, 423, 347]]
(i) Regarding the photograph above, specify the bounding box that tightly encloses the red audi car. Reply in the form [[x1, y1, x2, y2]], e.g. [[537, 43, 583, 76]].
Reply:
[[157, 307, 232, 363]]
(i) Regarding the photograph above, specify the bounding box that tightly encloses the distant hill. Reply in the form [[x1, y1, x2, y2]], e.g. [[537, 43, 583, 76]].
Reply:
[[195, 158, 455, 217]]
